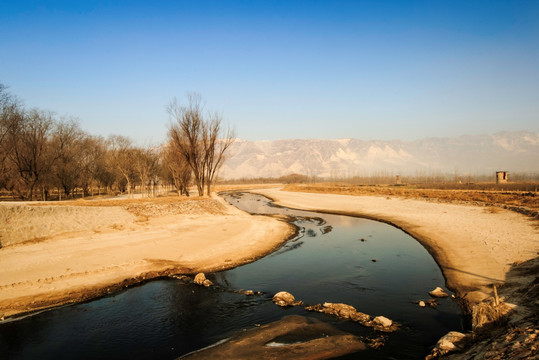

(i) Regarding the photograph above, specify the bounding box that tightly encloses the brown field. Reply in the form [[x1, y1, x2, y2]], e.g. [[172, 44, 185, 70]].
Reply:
[[283, 182, 539, 213]]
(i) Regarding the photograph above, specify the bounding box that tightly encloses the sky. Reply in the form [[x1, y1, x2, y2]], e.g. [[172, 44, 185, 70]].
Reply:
[[1, 0, 538, 144]]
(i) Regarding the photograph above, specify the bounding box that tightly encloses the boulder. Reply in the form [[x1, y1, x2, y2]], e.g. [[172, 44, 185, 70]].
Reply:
[[272, 291, 301, 307], [426, 331, 468, 359], [193, 273, 206, 284], [437, 339, 457, 351], [323, 302, 357, 319], [306, 303, 396, 330], [373, 316, 392, 328], [317, 303, 370, 323], [437, 331, 467, 347], [193, 273, 213, 287], [305, 302, 398, 332], [429, 287, 449, 298]]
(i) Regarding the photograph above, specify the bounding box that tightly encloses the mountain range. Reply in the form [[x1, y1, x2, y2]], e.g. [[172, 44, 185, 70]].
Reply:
[[219, 131, 539, 179]]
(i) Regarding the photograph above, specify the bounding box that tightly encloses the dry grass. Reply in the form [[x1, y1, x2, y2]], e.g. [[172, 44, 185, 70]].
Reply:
[[213, 183, 284, 192], [26, 194, 202, 207], [283, 183, 539, 213]]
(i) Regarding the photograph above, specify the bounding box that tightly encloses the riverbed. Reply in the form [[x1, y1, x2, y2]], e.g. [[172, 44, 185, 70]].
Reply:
[[0, 192, 464, 359]]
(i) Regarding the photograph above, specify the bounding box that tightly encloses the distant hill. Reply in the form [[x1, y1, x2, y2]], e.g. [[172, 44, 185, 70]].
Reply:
[[220, 131, 539, 179]]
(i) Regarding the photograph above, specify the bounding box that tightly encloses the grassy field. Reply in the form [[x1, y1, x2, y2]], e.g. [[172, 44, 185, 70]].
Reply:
[[283, 182, 539, 213]]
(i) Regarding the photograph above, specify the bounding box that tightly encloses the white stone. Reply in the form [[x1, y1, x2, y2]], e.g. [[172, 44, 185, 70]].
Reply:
[[436, 331, 467, 351], [429, 286, 449, 298], [193, 273, 207, 285], [373, 316, 392, 328], [438, 339, 457, 351], [272, 291, 296, 307]]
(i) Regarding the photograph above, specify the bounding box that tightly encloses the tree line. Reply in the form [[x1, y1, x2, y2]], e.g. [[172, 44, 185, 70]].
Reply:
[[0, 84, 234, 200]]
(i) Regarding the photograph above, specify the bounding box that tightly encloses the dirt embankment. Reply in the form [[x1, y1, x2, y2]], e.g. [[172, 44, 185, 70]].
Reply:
[[0, 205, 137, 247], [0, 195, 294, 319]]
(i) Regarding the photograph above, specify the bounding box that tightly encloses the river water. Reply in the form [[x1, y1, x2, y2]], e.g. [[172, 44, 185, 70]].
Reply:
[[0, 192, 464, 359]]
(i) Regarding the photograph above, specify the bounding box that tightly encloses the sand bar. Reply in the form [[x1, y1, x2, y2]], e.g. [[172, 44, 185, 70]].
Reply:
[[0, 196, 293, 319]]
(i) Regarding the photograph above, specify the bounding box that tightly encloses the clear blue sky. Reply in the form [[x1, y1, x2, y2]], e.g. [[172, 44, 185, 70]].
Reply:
[[1, 0, 538, 144]]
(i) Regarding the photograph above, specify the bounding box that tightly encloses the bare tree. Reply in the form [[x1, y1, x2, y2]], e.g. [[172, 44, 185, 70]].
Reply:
[[134, 147, 159, 197], [167, 95, 205, 196], [0, 84, 22, 190], [167, 94, 234, 196], [162, 140, 192, 196], [1, 85, 236, 200], [0, 84, 14, 146], [202, 113, 234, 195], [85, 136, 116, 195], [77, 135, 100, 196], [7, 109, 57, 200], [109, 135, 137, 197], [50, 118, 86, 198]]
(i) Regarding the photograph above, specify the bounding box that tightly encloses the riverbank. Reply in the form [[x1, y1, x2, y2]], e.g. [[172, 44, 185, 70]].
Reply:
[[255, 187, 538, 306], [0, 195, 294, 319], [254, 187, 538, 357]]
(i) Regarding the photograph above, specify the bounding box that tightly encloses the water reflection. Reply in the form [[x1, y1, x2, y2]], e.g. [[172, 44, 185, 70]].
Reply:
[[0, 192, 463, 360]]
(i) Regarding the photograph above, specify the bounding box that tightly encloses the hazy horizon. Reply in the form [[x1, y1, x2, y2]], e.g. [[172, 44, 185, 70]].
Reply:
[[1, 1, 538, 145], [221, 131, 539, 179], [231, 129, 539, 143]]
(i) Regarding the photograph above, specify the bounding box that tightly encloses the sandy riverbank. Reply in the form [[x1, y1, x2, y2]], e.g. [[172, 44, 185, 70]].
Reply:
[[254, 188, 539, 317], [0, 195, 293, 319]]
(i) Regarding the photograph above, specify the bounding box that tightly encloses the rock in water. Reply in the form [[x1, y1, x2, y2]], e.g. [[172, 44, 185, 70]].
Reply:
[[322, 302, 360, 320], [305, 302, 397, 332], [306, 302, 370, 323], [429, 287, 449, 298], [426, 331, 468, 359], [193, 273, 206, 284], [373, 316, 393, 328], [320, 225, 333, 234], [418, 299, 439, 307], [272, 291, 301, 307], [193, 273, 213, 287]]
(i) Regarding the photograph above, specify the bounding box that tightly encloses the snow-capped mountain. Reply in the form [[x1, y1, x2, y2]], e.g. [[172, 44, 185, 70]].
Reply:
[[219, 131, 539, 179]]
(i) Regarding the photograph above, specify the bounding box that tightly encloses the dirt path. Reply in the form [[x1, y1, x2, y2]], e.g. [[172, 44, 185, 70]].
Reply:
[[0, 196, 293, 319], [254, 188, 539, 312]]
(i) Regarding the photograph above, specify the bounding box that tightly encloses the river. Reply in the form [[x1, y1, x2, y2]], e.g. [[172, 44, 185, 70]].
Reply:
[[0, 192, 464, 359]]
